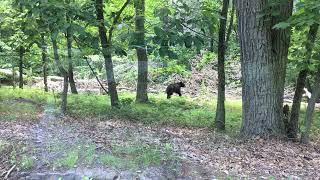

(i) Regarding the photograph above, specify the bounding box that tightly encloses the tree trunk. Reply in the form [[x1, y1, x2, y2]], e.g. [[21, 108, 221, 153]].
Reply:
[[66, 0, 78, 94], [214, 0, 229, 130], [66, 26, 78, 94], [226, 0, 235, 47], [19, 46, 24, 89], [236, 0, 293, 137], [41, 34, 49, 92], [288, 70, 307, 139], [301, 70, 320, 144], [61, 75, 69, 115], [95, 0, 119, 107], [135, 0, 148, 103], [51, 33, 69, 114], [12, 66, 16, 89], [288, 24, 319, 139]]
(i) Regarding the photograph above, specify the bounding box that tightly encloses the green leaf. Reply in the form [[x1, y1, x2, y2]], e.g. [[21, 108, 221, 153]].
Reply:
[[273, 22, 291, 29]]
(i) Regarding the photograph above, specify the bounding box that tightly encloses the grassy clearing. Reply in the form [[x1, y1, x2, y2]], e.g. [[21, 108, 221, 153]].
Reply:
[[0, 100, 41, 121], [1, 86, 320, 136], [67, 92, 242, 132], [0, 87, 48, 121]]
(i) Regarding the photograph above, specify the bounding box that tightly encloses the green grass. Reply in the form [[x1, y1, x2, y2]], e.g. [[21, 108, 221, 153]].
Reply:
[[55, 148, 79, 168], [0, 86, 51, 104], [1, 86, 320, 136], [21, 155, 34, 170], [0, 139, 9, 152], [99, 141, 173, 169], [67, 92, 243, 132]]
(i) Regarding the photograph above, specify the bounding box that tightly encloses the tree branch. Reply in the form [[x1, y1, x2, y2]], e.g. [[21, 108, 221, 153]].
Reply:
[[109, 0, 131, 36]]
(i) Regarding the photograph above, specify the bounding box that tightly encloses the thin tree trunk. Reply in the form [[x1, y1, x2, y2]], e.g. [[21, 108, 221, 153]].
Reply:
[[61, 75, 69, 115], [41, 34, 49, 92], [209, 37, 214, 52], [236, 0, 293, 137], [12, 66, 16, 89], [95, 0, 119, 106], [226, 0, 235, 47], [288, 70, 307, 139], [135, 0, 148, 103], [301, 70, 320, 144], [66, 27, 78, 94], [51, 33, 69, 114], [66, 0, 78, 94], [214, 0, 229, 130], [288, 24, 319, 139], [19, 46, 24, 89]]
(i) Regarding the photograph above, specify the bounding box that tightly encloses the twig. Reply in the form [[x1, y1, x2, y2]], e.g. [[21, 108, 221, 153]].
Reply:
[[4, 164, 16, 179]]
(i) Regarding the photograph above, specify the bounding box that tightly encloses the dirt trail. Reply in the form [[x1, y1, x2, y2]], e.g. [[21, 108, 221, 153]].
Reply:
[[3, 101, 319, 179], [15, 105, 216, 180]]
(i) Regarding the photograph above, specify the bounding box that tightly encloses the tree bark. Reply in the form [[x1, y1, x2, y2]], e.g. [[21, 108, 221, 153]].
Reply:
[[18, 46, 24, 89], [236, 0, 293, 137], [226, 0, 235, 47], [66, 25, 78, 94], [288, 24, 319, 139], [301, 69, 320, 144], [12, 66, 16, 89], [135, 0, 148, 103], [61, 75, 69, 114], [214, 0, 229, 130], [51, 33, 69, 114], [66, 0, 78, 94], [41, 34, 49, 92], [95, 0, 119, 107]]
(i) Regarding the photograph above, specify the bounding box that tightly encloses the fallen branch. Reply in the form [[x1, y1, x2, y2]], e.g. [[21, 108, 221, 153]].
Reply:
[[84, 57, 109, 94], [4, 164, 16, 179], [73, 36, 108, 95]]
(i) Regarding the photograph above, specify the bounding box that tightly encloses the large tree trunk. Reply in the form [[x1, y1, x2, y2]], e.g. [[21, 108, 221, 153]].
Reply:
[[51, 34, 69, 114], [214, 0, 229, 130], [236, 0, 293, 137], [301, 70, 320, 144], [288, 24, 319, 139], [18, 46, 24, 89], [95, 0, 119, 107], [41, 34, 49, 92], [135, 0, 148, 103]]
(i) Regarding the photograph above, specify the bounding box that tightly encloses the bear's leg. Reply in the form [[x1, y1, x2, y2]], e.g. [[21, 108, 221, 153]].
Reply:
[[176, 89, 182, 96]]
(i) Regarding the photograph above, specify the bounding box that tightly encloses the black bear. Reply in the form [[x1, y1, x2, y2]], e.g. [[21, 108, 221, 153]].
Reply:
[[166, 82, 185, 99]]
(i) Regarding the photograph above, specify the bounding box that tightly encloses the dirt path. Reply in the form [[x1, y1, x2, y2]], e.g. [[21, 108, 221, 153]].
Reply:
[[14, 105, 216, 180], [2, 101, 320, 179]]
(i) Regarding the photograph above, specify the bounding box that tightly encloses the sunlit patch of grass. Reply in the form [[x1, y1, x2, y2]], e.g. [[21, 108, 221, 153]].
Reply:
[[0, 86, 51, 104], [98, 141, 174, 170], [55, 148, 79, 168], [0, 139, 9, 152], [21, 155, 34, 170], [0, 100, 41, 121], [67, 92, 243, 133], [99, 154, 124, 168]]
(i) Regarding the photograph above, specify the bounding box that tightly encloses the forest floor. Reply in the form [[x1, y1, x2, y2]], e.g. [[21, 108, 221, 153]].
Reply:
[[1, 89, 320, 179]]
